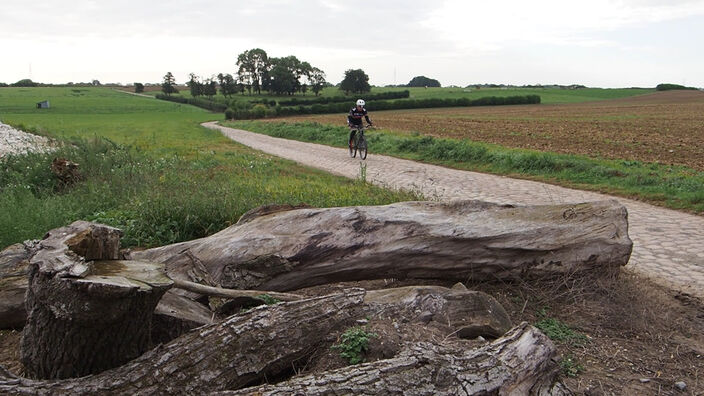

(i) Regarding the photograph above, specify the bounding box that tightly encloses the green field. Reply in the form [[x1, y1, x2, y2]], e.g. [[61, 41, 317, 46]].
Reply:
[[0, 87, 419, 249], [143, 86, 654, 106], [387, 87, 654, 104]]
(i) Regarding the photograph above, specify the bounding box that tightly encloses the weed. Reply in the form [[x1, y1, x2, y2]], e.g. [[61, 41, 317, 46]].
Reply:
[[534, 317, 588, 347], [255, 294, 280, 305], [332, 326, 377, 365], [560, 354, 585, 377], [359, 161, 367, 183]]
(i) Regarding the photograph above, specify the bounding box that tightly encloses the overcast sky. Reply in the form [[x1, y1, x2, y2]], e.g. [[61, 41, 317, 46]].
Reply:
[[3, 0, 703, 88]]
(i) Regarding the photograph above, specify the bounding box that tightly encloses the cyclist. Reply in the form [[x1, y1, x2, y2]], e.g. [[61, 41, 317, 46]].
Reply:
[[347, 99, 373, 146]]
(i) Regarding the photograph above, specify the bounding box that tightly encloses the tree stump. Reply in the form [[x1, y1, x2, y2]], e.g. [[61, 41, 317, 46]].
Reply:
[[0, 242, 38, 329], [20, 221, 173, 379]]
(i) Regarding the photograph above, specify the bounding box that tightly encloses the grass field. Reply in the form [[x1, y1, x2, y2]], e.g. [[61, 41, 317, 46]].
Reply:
[[0, 87, 419, 248]]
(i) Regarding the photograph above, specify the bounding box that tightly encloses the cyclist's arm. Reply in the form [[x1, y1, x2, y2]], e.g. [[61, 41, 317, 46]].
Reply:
[[364, 114, 372, 125]]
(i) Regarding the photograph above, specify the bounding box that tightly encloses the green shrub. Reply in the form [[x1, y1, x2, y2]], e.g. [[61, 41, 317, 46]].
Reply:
[[224, 108, 235, 120], [251, 104, 268, 118]]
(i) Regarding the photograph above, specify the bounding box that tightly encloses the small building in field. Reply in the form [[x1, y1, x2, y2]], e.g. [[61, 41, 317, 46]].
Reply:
[[36, 100, 50, 109]]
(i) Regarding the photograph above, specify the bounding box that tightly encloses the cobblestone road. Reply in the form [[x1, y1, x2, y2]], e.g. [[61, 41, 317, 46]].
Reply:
[[205, 122, 704, 298]]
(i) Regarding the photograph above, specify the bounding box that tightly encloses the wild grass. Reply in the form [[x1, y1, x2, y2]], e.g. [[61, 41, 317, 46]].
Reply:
[[0, 87, 419, 249], [226, 121, 704, 213]]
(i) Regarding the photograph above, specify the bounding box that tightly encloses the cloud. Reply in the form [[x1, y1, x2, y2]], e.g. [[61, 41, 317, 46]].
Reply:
[[420, 0, 704, 51]]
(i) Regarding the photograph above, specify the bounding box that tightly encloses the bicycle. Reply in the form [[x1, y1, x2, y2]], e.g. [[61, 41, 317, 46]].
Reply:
[[348, 124, 373, 160]]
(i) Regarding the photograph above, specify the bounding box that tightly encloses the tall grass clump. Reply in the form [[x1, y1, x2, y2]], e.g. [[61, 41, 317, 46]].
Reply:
[[227, 121, 704, 213]]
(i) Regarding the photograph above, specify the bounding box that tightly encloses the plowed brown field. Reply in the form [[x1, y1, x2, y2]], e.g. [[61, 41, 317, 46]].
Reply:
[[275, 90, 704, 170]]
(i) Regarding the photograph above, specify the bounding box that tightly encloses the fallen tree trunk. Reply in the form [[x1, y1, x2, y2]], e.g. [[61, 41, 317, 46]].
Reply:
[[20, 222, 173, 379], [215, 322, 569, 396], [0, 290, 365, 395], [130, 200, 633, 292]]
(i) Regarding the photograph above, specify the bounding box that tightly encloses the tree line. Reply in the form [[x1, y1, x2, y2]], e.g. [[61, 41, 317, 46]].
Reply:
[[160, 48, 376, 98], [160, 48, 329, 98]]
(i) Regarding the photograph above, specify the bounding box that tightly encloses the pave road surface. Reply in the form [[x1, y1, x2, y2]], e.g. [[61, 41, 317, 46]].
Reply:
[[205, 122, 704, 299]]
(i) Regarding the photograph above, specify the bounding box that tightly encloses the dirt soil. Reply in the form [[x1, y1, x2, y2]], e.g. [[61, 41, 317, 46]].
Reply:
[[1, 273, 702, 394], [275, 90, 704, 171]]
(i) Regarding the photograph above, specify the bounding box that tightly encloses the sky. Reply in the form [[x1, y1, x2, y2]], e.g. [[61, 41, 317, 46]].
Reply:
[[2, 0, 704, 88]]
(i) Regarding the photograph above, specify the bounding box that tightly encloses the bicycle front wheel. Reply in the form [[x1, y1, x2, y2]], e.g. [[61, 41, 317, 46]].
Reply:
[[349, 134, 357, 158], [358, 136, 368, 160]]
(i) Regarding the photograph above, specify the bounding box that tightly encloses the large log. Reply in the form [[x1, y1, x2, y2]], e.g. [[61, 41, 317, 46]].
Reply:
[[130, 200, 633, 292], [216, 322, 570, 396], [20, 221, 173, 379], [0, 290, 366, 395]]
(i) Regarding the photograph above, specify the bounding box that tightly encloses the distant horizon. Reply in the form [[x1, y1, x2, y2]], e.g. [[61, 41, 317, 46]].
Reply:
[[2, 78, 691, 91]]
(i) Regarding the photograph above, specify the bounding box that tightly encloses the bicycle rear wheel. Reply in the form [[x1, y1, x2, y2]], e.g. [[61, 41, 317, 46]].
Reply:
[[348, 134, 357, 158], [358, 136, 368, 160]]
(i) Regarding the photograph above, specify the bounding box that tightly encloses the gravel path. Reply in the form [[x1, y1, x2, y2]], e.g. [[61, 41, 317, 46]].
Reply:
[[0, 122, 52, 158], [205, 121, 704, 299]]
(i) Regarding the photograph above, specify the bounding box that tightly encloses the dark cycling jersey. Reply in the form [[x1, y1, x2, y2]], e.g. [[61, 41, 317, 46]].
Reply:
[[348, 106, 372, 126]]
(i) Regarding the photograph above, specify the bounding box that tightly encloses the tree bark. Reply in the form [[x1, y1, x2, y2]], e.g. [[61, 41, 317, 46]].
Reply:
[[20, 221, 173, 379], [215, 322, 569, 396], [0, 290, 365, 395], [365, 284, 513, 339], [130, 200, 633, 292], [0, 242, 38, 329]]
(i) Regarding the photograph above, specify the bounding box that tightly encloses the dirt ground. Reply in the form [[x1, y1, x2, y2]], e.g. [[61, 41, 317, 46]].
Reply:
[[276, 90, 704, 171], [1, 272, 702, 394]]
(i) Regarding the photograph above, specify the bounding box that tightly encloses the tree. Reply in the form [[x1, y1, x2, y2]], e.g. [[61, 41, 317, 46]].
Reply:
[[309, 67, 327, 96], [297, 61, 313, 95], [11, 79, 37, 87], [407, 76, 441, 88], [217, 73, 237, 98], [203, 78, 217, 99], [267, 62, 298, 95], [92, 80, 101, 86], [267, 56, 305, 95], [339, 69, 371, 95], [187, 73, 203, 97], [161, 72, 177, 96], [134, 83, 144, 93], [237, 48, 269, 95]]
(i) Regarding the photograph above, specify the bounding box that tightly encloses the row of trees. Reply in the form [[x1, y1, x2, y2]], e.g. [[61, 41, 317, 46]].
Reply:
[[160, 49, 330, 98], [236, 48, 328, 96], [160, 48, 379, 98]]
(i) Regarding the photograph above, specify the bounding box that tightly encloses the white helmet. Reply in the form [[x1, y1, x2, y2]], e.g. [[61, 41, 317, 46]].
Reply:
[[356, 99, 365, 106]]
